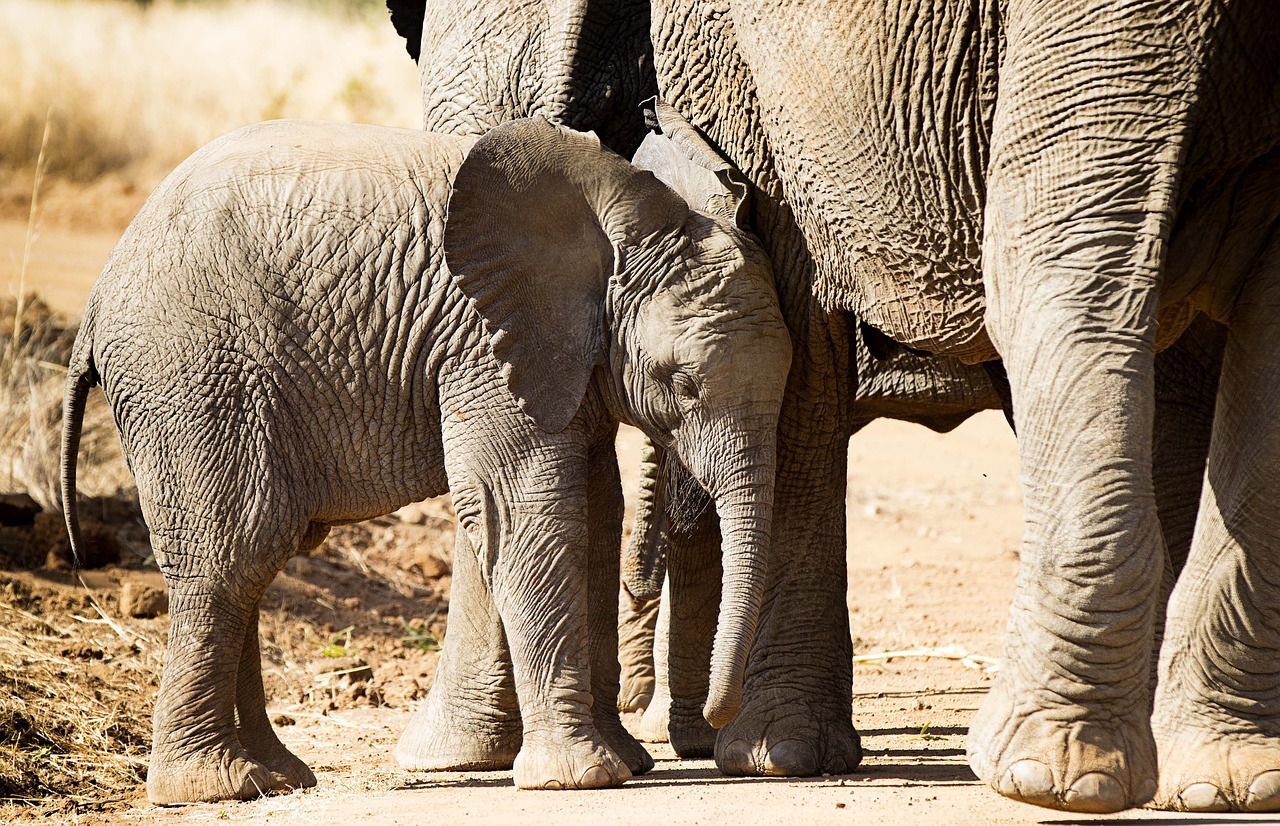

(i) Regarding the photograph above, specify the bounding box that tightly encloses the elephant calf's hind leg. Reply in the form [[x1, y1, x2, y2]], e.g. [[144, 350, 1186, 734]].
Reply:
[[234, 606, 316, 792], [146, 581, 274, 804]]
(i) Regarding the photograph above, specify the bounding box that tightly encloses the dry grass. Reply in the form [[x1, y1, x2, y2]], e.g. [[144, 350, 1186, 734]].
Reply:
[[0, 577, 162, 811], [0, 0, 420, 187]]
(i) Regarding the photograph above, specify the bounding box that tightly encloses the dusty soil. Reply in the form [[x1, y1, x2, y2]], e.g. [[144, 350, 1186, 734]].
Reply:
[[2, 215, 1264, 825]]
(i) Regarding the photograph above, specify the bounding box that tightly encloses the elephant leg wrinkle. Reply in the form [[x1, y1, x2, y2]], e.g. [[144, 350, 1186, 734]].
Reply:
[[145, 586, 279, 804]]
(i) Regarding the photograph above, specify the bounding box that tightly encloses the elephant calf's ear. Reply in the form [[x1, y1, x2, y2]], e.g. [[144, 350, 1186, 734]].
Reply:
[[444, 118, 615, 434]]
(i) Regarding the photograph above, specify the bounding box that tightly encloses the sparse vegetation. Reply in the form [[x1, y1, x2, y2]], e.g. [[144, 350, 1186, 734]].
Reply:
[[0, 0, 420, 190]]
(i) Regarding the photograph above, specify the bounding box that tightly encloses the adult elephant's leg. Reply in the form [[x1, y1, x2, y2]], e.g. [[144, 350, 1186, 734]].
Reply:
[[586, 436, 653, 775], [637, 580, 673, 743], [1151, 236, 1280, 813], [394, 528, 522, 770], [234, 602, 316, 791], [716, 299, 860, 777], [618, 436, 664, 715], [967, 2, 1206, 812], [617, 585, 660, 714]]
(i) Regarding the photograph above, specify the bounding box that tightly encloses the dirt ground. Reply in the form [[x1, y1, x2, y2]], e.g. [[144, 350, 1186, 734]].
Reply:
[[2, 216, 1271, 825]]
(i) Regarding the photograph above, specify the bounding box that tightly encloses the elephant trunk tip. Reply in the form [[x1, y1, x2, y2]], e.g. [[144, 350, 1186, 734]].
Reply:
[[703, 683, 743, 730]]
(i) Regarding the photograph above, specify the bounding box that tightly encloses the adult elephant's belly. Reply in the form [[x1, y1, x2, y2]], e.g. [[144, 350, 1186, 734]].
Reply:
[[731, 0, 999, 361]]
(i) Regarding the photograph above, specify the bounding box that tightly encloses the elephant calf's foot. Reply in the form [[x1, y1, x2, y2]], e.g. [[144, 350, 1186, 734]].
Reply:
[[667, 705, 717, 758], [513, 731, 632, 790], [240, 735, 316, 792], [715, 700, 862, 776], [1152, 718, 1280, 812], [146, 744, 276, 804], [967, 677, 1155, 813], [394, 708, 522, 771], [595, 715, 654, 775]]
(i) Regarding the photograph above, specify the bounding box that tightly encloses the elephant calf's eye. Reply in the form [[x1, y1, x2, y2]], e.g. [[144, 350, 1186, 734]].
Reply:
[[671, 369, 702, 400]]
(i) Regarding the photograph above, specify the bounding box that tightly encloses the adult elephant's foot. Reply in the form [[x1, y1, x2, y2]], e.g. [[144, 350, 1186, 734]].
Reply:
[[637, 692, 670, 743], [146, 742, 276, 804], [967, 674, 1156, 813], [394, 706, 522, 771], [714, 697, 861, 777], [1151, 724, 1280, 812], [513, 731, 632, 790]]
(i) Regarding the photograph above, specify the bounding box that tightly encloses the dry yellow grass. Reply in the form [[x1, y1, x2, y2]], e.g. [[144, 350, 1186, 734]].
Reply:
[[0, 0, 421, 185]]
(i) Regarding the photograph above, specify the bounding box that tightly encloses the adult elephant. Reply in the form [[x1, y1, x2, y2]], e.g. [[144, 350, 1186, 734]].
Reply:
[[389, 0, 1280, 813], [647, 0, 1280, 814], [384, 0, 1005, 777]]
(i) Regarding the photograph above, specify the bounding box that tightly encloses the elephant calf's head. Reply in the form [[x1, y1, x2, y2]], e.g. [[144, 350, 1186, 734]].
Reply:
[[444, 116, 791, 728]]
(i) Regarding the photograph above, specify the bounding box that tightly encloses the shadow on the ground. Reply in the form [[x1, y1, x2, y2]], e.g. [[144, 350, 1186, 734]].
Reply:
[[1044, 814, 1264, 819]]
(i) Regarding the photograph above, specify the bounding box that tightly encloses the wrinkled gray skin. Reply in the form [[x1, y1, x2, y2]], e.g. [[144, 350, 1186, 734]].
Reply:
[[59, 117, 793, 801], [621, 312, 1227, 752], [384, 0, 1008, 777], [647, 0, 1280, 814], [387, 1, 1280, 813], [617, 313, 1014, 741]]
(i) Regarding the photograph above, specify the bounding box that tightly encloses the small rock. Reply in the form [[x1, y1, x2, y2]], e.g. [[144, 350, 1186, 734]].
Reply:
[[61, 642, 104, 660], [120, 580, 169, 618], [341, 596, 361, 610], [272, 714, 296, 727], [0, 493, 40, 526], [413, 550, 451, 579]]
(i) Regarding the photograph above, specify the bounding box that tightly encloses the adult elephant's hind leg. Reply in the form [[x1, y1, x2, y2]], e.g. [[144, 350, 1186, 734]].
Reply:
[[395, 528, 522, 771], [1151, 237, 1280, 813], [234, 604, 317, 792]]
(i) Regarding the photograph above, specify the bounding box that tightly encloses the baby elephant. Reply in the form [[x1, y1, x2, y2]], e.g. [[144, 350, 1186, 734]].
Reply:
[[60, 118, 791, 802]]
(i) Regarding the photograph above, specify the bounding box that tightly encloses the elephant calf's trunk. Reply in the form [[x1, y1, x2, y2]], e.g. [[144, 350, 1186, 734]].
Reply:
[[702, 479, 773, 729]]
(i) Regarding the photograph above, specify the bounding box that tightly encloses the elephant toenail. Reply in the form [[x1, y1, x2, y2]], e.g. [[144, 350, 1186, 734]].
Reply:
[[763, 740, 818, 777], [1245, 771, 1280, 812], [1179, 783, 1230, 812], [578, 766, 611, 788], [1062, 772, 1127, 813], [717, 739, 756, 776], [1003, 759, 1055, 805], [1136, 777, 1157, 804], [541, 779, 565, 790]]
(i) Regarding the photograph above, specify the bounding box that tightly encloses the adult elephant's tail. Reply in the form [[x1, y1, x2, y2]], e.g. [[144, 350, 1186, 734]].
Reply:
[[61, 310, 99, 569]]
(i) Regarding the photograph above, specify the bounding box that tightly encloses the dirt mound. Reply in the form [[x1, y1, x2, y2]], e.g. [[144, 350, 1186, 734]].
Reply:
[[0, 498, 458, 818]]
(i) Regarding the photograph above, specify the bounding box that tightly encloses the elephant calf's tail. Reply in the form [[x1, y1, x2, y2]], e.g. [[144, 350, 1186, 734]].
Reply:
[[61, 348, 99, 570]]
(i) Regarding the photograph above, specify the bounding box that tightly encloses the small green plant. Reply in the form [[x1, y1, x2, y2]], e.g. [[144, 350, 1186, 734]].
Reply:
[[910, 721, 946, 742], [401, 613, 441, 652], [320, 626, 355, 658]]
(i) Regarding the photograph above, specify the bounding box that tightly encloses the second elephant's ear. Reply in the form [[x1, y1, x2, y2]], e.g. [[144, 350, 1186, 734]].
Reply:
[[633, 98, 751, 231], [445, 118, 681, 433]]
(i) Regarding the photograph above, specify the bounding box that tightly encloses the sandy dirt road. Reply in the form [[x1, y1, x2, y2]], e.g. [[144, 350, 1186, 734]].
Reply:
[[5, 219, 1262, 825]]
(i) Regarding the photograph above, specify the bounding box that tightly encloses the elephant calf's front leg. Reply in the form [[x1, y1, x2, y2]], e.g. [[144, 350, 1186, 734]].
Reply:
[[483, 455, 632, 790]]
